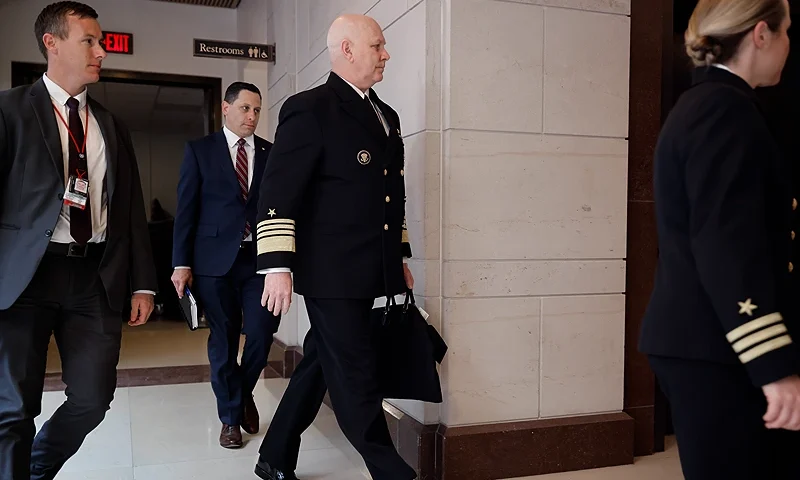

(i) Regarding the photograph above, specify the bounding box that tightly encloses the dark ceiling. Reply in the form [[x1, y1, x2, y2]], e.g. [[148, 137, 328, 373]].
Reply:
[[148, 0, 241, 8]]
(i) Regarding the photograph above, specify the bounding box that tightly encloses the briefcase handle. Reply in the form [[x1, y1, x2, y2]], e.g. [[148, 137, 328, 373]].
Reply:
[[381, 289, 415, 325], [382, 295, 397, 325], [405, 289, 416, 309]]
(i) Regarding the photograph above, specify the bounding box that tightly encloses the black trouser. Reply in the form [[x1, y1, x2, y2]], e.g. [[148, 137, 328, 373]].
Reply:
[[193, 243, 281, 426], [259, 298, 416, 480], [0, 250, 121, 480], [649, 355, 800, 480]]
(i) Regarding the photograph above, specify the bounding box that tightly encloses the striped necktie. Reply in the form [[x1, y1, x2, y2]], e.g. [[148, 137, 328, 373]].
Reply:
[[235, 138, 250, 238]]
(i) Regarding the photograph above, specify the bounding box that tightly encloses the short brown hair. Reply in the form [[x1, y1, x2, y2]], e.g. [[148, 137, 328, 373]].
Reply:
[[685, 0, 787, 66], [34, 1, 99, 60]]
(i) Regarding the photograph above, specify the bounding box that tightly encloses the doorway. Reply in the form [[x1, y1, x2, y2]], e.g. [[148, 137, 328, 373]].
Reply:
[[11, 61, 222, 134], [11, 62, 227, 384]]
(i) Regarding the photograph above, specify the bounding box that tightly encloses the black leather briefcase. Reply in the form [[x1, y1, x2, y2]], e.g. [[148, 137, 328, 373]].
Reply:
[[371, 291, 447, 403]]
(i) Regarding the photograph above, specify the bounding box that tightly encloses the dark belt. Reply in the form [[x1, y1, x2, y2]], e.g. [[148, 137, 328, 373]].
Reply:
[[46, 241, 106, 258]]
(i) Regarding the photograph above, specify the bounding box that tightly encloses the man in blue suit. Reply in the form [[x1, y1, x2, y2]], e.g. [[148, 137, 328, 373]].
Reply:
[[171, 82, 279, 449]]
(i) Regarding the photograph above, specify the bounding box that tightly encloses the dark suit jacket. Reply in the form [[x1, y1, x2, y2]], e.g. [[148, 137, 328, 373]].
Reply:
[[0, 78, 157, 312], [255, 72, 411, 299], [172, 130, 271, 276], [638, 66, 800, 388]]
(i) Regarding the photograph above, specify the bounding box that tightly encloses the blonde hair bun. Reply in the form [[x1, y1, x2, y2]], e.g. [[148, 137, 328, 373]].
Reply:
[[685, 34, 723, 65]]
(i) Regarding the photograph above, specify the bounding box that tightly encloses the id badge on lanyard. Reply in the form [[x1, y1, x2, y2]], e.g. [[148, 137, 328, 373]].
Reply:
[[52, 102, 90, 210], [64, 171, 89, 210]]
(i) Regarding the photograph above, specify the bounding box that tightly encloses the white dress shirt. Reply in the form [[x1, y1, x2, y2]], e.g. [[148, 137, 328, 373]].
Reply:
[[174, 127, 256, 271], [712, 63, 735, 75], [44, 73, 108, 244], [43, 74, 154, 296], [223, 126, 256, 242]]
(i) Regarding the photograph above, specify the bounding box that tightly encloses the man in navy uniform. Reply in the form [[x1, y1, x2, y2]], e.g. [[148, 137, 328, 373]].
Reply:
[[252, 14, 417, 480], [171, 82, 279, 449]]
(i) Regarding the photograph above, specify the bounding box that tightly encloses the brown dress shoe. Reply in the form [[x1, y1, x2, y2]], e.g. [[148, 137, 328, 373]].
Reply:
[[220, 424, 243, 449], [243, 395, 260, 435]]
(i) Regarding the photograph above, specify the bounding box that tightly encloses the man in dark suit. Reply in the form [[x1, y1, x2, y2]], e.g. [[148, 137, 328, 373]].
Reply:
[[0, 2, 157, 479], [171, 82, 280, 449], [253, 14, 416, 480]]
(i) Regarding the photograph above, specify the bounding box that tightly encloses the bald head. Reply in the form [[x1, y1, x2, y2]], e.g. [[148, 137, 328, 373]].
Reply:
[[326, 14, 373, 59], [326, 14, 390, 91]]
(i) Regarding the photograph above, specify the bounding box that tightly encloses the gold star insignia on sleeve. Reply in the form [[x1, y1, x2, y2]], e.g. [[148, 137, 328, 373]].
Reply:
[[738, 298, 758, 316], [268, 209, 276, 217]]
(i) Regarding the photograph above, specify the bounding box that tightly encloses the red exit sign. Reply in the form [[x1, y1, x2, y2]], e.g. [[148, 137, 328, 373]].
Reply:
[[101, 31, 133, 55]]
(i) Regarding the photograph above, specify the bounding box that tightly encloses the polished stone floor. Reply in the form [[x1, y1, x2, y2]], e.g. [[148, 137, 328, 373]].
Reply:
[[39, 378, 684, 479]]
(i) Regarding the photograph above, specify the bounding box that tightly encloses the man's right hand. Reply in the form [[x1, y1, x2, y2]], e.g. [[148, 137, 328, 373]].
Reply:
[[262, 272, 292, 316], [763, 375, 800, 430], [171, 269, 193, 298]]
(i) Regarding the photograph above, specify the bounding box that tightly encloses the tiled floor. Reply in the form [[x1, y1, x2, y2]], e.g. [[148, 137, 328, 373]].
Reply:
[[40, 378, 684, 480], [39, 379, 370, 479]]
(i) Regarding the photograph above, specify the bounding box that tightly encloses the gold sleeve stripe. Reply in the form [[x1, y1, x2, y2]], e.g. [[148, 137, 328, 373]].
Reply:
[[257, 218, 295, 230], [257, 229, 295, 239], [739, 335, 793, 364], [258, 223, 295, 229], [401, 229, 409, 243], [257, 236, 295, 254], [732, 324, 788, 353], [258, 218, 295, 225], [726, 313, 783, 343]]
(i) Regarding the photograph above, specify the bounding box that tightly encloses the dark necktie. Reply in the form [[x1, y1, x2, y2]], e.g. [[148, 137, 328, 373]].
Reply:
[[66, 97, 92, 244], [364, 95, 387, 135], [235, 138, 251, 238]]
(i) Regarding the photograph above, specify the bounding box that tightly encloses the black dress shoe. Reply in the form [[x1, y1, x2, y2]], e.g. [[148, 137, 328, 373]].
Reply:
[[242, 395, 259, 435], [255, 459, 298, 480]]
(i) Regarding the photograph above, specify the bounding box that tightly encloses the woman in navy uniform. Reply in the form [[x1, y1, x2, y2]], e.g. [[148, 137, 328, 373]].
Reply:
[[639, 0, 800, 478]]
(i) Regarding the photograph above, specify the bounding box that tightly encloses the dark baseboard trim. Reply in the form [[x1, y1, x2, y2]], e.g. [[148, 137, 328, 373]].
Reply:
[[382, 404, 635, 480], [627, 405, 657, 455], [43, 363, 283, 392], [383, 402, 439, 479], [270, 337, 303, 378], [437, 412, 635, 480]]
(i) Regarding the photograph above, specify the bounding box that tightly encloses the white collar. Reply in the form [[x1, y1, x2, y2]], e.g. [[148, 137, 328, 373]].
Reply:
[[711, 63, 753, 87], [222, 126, 254, 149], [42, 73, 88, 108], [712, 63, 734, 75], [339, 75, 371, 100]]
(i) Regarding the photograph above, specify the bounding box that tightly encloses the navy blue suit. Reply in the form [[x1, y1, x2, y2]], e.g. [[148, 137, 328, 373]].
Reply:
[[173, 129, 279, 426]]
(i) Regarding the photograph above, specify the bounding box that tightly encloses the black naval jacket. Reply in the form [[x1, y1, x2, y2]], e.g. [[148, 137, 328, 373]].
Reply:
[[255, 72, 411, 299], [639, 66, 800, 388]]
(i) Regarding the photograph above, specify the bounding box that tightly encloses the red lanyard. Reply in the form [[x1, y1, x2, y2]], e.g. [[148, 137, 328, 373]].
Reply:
[[52, 101, 89, 160]]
